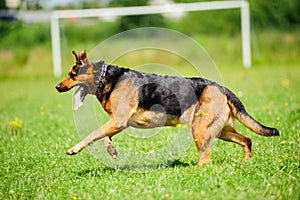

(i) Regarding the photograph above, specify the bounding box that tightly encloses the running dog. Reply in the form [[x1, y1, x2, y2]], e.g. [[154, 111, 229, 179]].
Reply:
[[56, 50, 279, 166]]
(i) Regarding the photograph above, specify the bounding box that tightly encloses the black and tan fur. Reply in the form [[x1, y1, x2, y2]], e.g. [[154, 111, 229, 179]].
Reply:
[[56, 50, 279, 166]]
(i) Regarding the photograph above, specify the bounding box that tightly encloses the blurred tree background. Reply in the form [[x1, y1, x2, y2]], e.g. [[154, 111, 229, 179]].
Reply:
[[174, 0, 300, 31], [109, 0, 300, 33], [1, 0, 299, 47], [0, 0, 299, 77]]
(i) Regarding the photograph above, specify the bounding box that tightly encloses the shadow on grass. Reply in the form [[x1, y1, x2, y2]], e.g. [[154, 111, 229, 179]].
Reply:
[[168, 159, 190, 168], [78, 159, 191, 176], [78, 166, 115, 177]]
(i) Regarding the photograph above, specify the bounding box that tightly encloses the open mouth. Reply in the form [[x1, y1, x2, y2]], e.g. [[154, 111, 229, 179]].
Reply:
[[73, 85, 88, 110]]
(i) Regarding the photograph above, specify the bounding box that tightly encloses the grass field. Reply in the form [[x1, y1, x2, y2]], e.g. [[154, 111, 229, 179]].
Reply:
[[0, 33, 299, 199]]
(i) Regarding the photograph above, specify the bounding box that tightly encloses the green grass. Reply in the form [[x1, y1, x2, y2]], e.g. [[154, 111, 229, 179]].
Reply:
[[0, 31, 299, 199], [1, 65, 299, 199]]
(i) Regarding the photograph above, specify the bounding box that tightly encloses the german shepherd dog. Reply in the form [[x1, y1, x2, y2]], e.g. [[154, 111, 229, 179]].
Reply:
[[56, 50, 279, 166]]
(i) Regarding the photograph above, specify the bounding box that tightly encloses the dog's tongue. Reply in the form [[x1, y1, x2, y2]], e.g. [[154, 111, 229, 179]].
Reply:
[[73, 87, 86, 110]]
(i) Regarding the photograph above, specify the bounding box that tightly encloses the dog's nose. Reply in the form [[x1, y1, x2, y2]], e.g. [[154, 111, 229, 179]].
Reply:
[[56, 84, 62, 92], [56, 84, 70, 92]]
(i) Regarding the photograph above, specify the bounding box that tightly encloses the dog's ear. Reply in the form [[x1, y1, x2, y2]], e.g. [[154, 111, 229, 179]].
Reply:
[[72, 50, 79, 62], [71, 51, 81, 73], [78, 50, 87, 63]]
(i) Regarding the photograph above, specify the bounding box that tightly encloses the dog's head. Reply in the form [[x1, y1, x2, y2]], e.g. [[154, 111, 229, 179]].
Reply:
[[56, 50, 98, 110]]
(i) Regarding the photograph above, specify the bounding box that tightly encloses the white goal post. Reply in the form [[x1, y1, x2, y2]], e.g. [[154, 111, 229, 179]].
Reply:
[[51, 1, 251, 77]]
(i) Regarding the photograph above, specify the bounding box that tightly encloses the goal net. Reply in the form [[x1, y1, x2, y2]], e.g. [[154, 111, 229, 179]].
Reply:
[[51, 1, 251, 77]]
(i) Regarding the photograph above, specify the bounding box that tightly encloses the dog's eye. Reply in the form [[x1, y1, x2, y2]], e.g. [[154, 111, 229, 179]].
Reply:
[[69, 72, 76, 80], [72, 65, 79, 72]]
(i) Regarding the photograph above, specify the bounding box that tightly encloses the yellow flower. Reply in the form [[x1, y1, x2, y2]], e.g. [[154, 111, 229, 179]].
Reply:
[[40, 105, 45, 116], [276, 121, 281, 127], [9, 117, 22, 129], [9, 117, 23, 134], [280, 79, 289, 88], [72, 196, 78, 200]]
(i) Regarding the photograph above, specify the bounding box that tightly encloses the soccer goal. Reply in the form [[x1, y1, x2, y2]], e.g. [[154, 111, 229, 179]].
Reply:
[[51, 1, 251, 77]]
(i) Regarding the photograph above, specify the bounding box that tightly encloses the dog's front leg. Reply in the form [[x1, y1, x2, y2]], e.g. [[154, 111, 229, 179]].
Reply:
[[66, 118, 125, 155]]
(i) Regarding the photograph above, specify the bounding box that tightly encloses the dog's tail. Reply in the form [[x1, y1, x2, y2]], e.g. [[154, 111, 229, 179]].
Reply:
[[224, 88, 280, 136]]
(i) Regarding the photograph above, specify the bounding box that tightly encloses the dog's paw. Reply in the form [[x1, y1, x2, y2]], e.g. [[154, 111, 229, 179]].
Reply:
[[66, 145, 82, 155], [196, 158, 211, 167], [107, 145, 117, 159]]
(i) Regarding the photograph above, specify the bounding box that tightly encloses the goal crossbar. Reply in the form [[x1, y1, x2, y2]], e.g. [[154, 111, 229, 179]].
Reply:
[[51, 1, 251, 77]]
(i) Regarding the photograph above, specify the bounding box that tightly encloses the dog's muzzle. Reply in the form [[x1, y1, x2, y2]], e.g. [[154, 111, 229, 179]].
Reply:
[[55, 84, 70, 93]]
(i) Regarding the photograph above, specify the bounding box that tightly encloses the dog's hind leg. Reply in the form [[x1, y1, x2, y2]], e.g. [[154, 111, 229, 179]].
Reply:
[[191, 119, 212, 166], [66, 118, 126, 155], [191, 86, 228, 166], [102, 137, 117, 159], [219, 126, 252, 159], [191, 112, 225, 166]]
